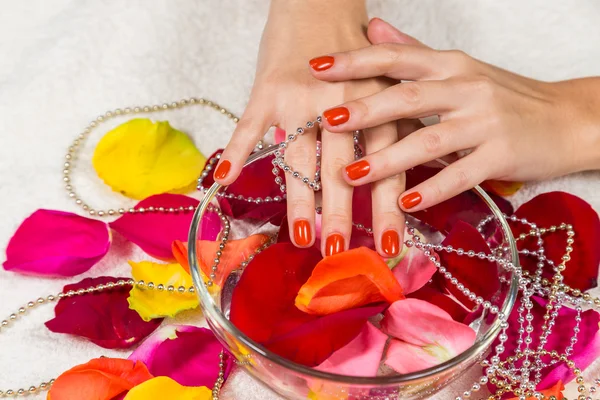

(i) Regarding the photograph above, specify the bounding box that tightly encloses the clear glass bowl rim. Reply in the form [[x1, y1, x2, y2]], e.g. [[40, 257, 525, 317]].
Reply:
[[188, 145, 520, 386]]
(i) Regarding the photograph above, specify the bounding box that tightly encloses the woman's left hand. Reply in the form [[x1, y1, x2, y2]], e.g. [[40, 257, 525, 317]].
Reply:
[[312, 18, 600, 212]]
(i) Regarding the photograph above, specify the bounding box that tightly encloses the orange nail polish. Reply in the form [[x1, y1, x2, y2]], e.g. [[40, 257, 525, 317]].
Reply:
[[309, 56, 335, 71], [214, 160, 231, 180], [345, 160, 370, 180], [323, 107, 350, 126], [382, 229, 400, 257], [325, 233, 345, 256], [401, 192, 422, 209], [294, 219, 312, 247]]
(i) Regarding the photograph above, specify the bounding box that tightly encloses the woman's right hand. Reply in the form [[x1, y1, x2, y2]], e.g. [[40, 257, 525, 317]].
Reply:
[[214, 1, 411, 258]]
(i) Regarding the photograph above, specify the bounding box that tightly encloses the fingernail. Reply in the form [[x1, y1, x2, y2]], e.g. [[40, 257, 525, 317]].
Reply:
[[325, 233, 345, 256], [323, 107, 350, 126], [381, 229, 400, 257], [214, 160, 231, 180], [293, 219, 312, 247], [401, 192, 422, 209], [345, 160, 370, 180], [309, 56, 334, 71]]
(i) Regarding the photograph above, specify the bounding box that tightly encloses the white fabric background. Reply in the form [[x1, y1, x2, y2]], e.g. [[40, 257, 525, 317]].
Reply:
[[0, 1, 599, 398]]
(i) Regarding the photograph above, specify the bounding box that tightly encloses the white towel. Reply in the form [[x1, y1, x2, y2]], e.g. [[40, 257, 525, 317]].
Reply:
[[0, 1, 598, 398]]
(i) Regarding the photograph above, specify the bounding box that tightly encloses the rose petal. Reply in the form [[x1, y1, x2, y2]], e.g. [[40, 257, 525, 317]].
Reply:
[[381, 299, 476, 373], [230, 243, 321, 344], [123, 377, 212, 400], [408, 286, 469, 322], [172, 234, 270, 287], [200, 149, 287, 224], [481, 180, 524, 197], [109, 195, 210, 261], [495, 296, 600, 390], [315, 322, 388, 377], [266, 305, 386, 367], [274, 127, 286, 144], [406, 165, 513, 234], [296, 247, 404, 315], [45, 277, 161, 349], [47, 358, 153, 400], [390, 229, 437, 294], [92, 118, 205, 199], [127, 261, 199, 321], [3, 209, 111, 277], [437, 221, 499, 308], [514, 191, 600, 291], [129, 326, 233, 387]]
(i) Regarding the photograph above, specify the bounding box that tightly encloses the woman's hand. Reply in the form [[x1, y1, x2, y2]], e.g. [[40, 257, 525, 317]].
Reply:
[[215, 2, 410, 258], [312, 18, 600, 212]]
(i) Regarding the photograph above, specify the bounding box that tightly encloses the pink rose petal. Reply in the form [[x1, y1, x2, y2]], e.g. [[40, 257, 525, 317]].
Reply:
[[316, 322, 388, 377], [129, 325, 233, 387], [382, 299, 476, 373], [3, 209, 111, 277], [391, 243, 437, 295], [109, 194, 210, 261], [45, 277, 162, 349]]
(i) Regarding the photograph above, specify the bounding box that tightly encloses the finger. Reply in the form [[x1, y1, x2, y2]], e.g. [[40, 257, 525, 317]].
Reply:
[[367, 18, 427, 47], [214, 99, 273, 185], [363, 122, 406, 258], [343, 122, 478, 185], [320, 127, 354, 257], [320, 80, 461, 132], [285, 120, 318, 248], [308, 43, 465, 82], [398, 154, 488, 212]]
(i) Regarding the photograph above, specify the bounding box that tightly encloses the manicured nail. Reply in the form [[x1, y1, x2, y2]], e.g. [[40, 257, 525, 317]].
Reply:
[[345, 160, 370, 180], [294, 219, 312, 247], [323, 107, 350, 126], [401, 192, 422, 209], [381, 229, 400, 257], [325, 233, 345, 256], [309, 56, 334, 71], [214, 160, 231, 180]]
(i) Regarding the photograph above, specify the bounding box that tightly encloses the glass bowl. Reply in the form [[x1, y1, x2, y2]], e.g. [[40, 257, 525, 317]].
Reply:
[[188, 146, 519, 400]]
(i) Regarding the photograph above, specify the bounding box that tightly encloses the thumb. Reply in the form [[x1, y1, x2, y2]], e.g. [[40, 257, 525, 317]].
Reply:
[[367, 18, 428, 47]]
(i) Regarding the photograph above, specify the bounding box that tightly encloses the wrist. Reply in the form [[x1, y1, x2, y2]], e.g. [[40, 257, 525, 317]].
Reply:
[[269, 0, 368, 26], [550, 78, 600, 173]]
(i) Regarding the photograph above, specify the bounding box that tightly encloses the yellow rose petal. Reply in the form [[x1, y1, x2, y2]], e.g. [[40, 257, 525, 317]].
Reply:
[[93, 118, 205, 200], [123, 377, 211, 400], [128, 261, 199, 321]]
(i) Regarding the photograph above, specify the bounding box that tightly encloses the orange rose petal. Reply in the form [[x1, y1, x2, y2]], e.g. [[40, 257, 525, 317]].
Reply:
[[296, 247, 404, 315], [481, 179, 524, 197], [48, 358, 153, 400], [172, 234, 269, 287], [507, 380, 564, 400]]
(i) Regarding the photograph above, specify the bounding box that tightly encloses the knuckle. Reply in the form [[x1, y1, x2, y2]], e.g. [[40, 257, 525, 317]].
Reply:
[[466, 75, 497, 97], [285, 140, 314, 167], [397, 83, 422, 107], [442, 49, 473, 74], [454, 168, 471, 189], [323, 155, 352, 179], [323, 208, 351, 227], [377, 43, 403, 69], [289, 197, 313, 216], [421, 129, 443, 154]]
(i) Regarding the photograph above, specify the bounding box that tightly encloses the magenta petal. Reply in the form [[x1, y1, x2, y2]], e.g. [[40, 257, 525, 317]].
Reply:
[[3, 209, 111, 277], [274, 128, 286, 144], [109, 194, 202, 261], [45, 277, 162, 349], [391, 244, 437, 294], [130, 325, 233, 387], [316, 322, 388, 377]]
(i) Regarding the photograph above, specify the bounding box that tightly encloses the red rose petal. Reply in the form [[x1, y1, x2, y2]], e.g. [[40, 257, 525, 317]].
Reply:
[[514, 191, 600, 291], [45, 277, 162, 349]]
